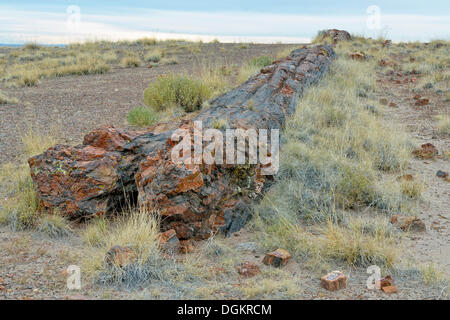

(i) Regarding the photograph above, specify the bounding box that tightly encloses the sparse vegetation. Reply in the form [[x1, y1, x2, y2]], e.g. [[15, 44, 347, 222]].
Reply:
[[253, 38, 416, 269], [237, 55, 274, 84], [127, 106, 159, 127], [436, 114, 450, 135], [143, 74, 211, 112], [0, 36, 447, 299], [0, 127, 64, 233], [120, 53, 141, 68], [0, 90, 18, 104]]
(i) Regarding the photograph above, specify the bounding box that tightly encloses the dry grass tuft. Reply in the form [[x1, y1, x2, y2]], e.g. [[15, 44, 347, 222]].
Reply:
[[143, 74, 211, 113], [0, 127, 67, 234], [436, 114, 450, 135], [253, 37, 417, 269]]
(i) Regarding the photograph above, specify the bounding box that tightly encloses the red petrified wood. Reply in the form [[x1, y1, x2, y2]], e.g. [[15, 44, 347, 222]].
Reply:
[[28, 45, 336, 241], [321, 271, 347, 291]]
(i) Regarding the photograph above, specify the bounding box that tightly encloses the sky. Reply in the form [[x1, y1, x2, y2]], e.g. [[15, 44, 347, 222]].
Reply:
[[0, 1, 449, 44]]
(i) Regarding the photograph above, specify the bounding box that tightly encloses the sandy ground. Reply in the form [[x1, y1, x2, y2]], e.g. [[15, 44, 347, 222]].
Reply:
[[378, 70, 449, 276]]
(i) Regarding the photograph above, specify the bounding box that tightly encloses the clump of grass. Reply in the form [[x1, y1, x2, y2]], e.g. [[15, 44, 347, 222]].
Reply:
[[241, 276, 297, 299], [237, 55, 274, 84], [143, 74, 211, 112], [121, 54, 141, 68], [103, 51, 118, 64], [400, 179, 425, 199], [82, 209, 160, 263], [0, 128, 60, 230], [436, 114, 450, 135], [24, 42, 41, 50], [253, 37, 416, 269], [249, 56, 273, 68], [37, 213, 72, 238], [81, 216, 109, 247], [7, 56, 109, 87], [420, 263, 446, 285], [160, 56, 179, 65], [0, 90, 18, 104], [253, 213, 397, 268], [145, 48, 165, 63], [212, 118, 228, 130], [137, 37, 158, 46], [197, 59, 233, 97], [275, 45, 298, 59], [127, 106, 158, 127], [80, 209, 171, 288]]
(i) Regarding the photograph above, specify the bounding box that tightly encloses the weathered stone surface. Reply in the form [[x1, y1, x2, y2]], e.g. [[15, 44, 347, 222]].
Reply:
[[412, 143, 438, 159], [348, 52, 366, 60], [376, 275, 394, 289], [390, 215, 426, 232], [105, 245, 137, 267], [381, 285, 398, 294], [28, 126, 150, 218], [28, 45, 335, 240], [236, 261, 261, 278], [262, 248, 291, 267], [322, 29, 351, 42], [321, 271, 347, 291]]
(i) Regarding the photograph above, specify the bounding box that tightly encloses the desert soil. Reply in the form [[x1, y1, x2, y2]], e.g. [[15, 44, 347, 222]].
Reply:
[[0, 42, 448, 300], [377, 67, 449, 276]]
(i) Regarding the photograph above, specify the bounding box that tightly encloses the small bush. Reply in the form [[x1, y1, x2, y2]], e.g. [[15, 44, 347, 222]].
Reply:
[[127, 106, 158, 127], [160, 57, 178, 65], [121, 55, 141, 68], [0, 90, 18, 104], [37, 214, 72, 238], [145, 48, 165, 63], [24, 42, 41, 50], [0, 128, 60, 230], [237, 55, 274, 84], [249, 56, 273, 68], [143, 74, 211, 112], [436, 114, 450, 135]]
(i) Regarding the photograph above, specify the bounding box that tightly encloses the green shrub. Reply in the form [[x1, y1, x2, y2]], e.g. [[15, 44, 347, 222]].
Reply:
[[143, 74, 211, 112], [249, 56, 273, 68], [24, 42, 41, 50], [237, 55, 274, 83], [127, 106, 158, 127], [121, 55, 141, 68]]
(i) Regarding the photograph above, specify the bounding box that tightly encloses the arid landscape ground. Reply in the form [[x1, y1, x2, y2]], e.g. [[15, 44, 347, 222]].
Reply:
[[0, 34, 448, 300]]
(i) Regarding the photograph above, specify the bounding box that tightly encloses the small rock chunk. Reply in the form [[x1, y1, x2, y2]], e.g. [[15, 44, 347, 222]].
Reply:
[[321, 271, 347, 291], [262, 248, 291, 267]]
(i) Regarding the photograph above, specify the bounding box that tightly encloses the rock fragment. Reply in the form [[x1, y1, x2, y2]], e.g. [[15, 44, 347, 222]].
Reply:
[[390, 215, 426, 232], [381, 285, 398, 294], [348, 52, 366, 60], [436, 170, 448, 179], [236, 261, 261, 278], [320, 271, 347, 291], [415, 98, 429, 106], [105, 245, 137, 267], [321, 29, 351, 42], [412, 143, 438, 159], [262, 248, 291, 267]]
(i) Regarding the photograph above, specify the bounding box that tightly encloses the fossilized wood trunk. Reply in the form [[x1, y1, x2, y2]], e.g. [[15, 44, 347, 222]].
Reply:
[[28, 45, 335, 239]]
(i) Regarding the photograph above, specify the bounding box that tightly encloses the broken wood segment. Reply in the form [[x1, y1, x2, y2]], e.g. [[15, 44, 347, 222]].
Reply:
[[28, 45, 335, 240]]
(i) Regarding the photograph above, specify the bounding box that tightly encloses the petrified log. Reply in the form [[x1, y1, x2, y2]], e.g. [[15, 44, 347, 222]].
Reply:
[[28, 45, 335, 240], [322, 29, 351, 42]]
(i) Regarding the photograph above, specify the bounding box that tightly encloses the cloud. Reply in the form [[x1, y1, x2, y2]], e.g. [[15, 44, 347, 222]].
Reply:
[[0, 6, 448, 44]]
